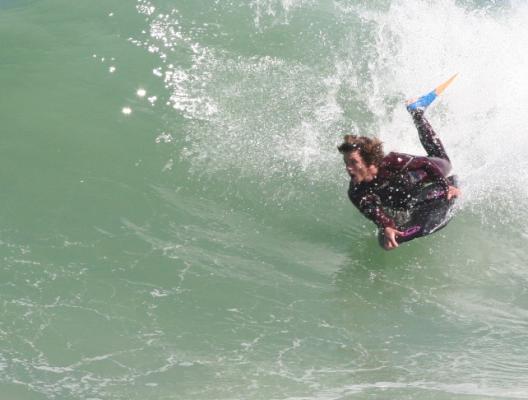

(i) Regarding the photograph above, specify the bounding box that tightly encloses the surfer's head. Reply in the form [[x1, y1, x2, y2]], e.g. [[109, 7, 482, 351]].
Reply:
[[338, 135, 383, 183]]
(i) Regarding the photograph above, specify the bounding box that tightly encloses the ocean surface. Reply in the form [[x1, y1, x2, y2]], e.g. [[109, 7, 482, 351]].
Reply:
[[2, 0, 528, 399]]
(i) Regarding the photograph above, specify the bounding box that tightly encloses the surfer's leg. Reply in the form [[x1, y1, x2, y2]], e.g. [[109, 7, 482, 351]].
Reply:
[[428, 157, 452, 176], [410, 110, 451, 162]]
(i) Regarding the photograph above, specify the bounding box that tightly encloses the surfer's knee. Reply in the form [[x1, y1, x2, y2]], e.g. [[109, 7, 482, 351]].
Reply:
[[430, 157, 452, 175]]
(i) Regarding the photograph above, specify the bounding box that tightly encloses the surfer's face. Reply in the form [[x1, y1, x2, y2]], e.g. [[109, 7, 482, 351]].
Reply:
[[344, 151, 376, 184]]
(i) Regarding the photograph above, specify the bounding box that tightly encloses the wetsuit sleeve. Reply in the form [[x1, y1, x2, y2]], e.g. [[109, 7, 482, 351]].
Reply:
[[348, 190, 396, 229]]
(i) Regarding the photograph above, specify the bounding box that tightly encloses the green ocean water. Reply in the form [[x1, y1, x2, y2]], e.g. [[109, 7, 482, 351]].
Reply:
[[2, 0, 528, 399]]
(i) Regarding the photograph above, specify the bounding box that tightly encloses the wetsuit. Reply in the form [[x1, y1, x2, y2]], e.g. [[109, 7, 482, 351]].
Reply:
[[348, 110, 456, 244]]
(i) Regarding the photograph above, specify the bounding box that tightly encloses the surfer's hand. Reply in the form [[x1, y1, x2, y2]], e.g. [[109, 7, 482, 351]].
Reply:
[[447, 185, 461, 200], [384, 227, 403, 250]]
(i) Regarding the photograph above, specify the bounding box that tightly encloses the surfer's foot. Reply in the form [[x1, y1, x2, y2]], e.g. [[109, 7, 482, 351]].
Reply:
[[405, 74, 458, 114], [405, 90, 437, 113]]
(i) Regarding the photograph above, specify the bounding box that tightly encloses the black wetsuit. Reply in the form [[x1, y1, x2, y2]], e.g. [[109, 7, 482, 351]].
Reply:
[[347, 110, 457, 245]]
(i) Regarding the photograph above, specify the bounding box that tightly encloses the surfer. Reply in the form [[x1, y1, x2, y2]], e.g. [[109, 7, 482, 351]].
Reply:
[[338, 76, 461, 250]]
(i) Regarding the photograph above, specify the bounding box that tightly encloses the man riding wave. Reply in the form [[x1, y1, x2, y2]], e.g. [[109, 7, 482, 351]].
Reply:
[[338, 80, 461, 250]]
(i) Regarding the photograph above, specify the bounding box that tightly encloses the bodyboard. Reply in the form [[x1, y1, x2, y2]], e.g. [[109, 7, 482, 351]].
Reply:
[[378, 176, 458, 246]]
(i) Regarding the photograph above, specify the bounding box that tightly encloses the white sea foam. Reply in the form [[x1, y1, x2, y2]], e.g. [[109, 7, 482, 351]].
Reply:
[[250, 0, 313, 28]]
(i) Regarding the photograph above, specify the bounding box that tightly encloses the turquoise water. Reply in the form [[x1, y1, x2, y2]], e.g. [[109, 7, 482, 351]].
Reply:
[[2, 0, 528, 399]]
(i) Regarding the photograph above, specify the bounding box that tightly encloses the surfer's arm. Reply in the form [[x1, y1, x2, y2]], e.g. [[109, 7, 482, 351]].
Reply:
[[353, 194, 402, 250], [349, 191, 396, 230]]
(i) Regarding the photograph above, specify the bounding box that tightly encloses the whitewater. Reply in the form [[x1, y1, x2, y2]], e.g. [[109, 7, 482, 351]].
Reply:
[[1, 0, 528, 398]]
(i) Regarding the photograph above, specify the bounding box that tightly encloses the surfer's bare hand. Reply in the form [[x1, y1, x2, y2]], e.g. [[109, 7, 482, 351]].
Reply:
[[383, 227, 404, 250], [447, 185, 461, 200]]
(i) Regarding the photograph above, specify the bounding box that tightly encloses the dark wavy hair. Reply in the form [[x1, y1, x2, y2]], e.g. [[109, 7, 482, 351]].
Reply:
[[337, 135, 384, 167]]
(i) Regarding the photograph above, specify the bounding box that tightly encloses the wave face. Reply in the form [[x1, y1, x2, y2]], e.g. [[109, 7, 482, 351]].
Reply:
[[1, 0, 528, 398]]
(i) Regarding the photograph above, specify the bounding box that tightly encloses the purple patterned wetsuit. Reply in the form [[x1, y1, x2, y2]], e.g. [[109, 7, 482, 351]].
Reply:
[[348, 111, 455, 240]]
